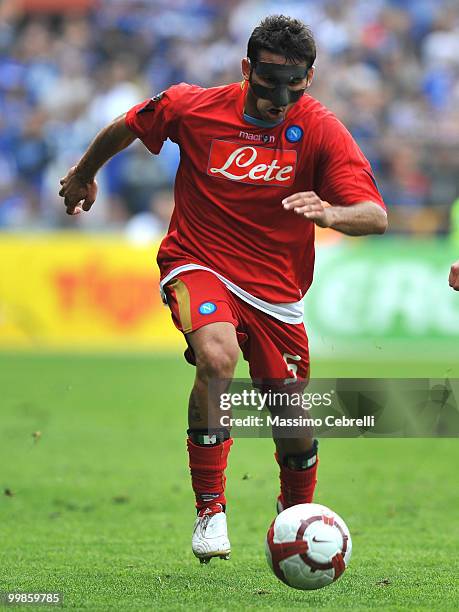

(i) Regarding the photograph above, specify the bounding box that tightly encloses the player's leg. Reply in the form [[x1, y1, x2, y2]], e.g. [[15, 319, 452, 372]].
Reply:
[[241, 307, 318, 510], [185, 321, 238, 513], [163, 271, 240, 561], [187, 321, 239, 429], [185, 322, 238, 561]]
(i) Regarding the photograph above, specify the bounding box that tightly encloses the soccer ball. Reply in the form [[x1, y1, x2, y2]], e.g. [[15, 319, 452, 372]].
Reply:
[[265, 503, 352, 590]]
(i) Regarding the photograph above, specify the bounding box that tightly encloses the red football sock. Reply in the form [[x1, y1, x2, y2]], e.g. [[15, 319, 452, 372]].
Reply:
[[276, 452, 318, 508], [187, 437, 233, 510]]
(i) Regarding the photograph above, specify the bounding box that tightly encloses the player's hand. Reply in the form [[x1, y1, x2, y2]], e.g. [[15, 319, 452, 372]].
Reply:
[[282, 191, 333, 228], [449, 261, 459, 291], [59, 166, 98, 216]]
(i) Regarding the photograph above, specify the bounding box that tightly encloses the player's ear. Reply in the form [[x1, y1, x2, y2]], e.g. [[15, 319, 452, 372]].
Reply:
[[241, 57, 251, 81], [306, 67, 315, 88]]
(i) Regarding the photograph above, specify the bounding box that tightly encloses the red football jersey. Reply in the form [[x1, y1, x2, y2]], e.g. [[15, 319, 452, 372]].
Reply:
[[125, 82, 385, 304]]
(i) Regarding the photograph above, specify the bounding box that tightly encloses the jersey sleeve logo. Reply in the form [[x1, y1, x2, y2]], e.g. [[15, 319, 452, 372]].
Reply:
[[207, 140, 297, 187], [136, 92, 165, 114]]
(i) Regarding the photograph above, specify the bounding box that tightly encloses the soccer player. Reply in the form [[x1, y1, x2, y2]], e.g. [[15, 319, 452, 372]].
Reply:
[[59, 15, 387, 563], [449, 261, 459, 290]]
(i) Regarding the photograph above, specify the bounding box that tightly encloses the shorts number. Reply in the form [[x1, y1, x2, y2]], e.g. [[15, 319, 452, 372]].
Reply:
[[283, 352, 301, 384]]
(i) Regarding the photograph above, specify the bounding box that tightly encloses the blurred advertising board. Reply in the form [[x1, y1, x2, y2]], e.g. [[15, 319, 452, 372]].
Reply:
[[0, 234, 180, 350], [305, 239, 459, 355], [0, 234, 458, 351]]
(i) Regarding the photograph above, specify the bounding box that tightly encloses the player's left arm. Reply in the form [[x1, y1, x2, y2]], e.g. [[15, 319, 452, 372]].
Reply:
[[282, 193, 387, 236], [292, 115, 388, 236]]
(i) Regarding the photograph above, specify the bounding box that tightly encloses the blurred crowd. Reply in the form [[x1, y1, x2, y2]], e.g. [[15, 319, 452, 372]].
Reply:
[[0, 0, 458, 237]]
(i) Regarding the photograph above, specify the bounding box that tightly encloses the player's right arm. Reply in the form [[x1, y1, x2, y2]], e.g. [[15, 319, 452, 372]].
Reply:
[[59, 84, 190, 216], [449, 261, 459, 291], [59, 114, 137, 215]]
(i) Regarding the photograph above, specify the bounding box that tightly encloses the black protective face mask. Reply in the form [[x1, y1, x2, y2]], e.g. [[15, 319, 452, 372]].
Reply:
[[249, 61, 309, 107]]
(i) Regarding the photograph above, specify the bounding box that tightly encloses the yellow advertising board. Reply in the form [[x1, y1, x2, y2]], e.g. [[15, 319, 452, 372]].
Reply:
[[0, 234, 183, 350]]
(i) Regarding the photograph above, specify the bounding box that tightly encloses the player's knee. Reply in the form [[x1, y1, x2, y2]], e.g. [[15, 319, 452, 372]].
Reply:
[[195, 338, 239, 379]]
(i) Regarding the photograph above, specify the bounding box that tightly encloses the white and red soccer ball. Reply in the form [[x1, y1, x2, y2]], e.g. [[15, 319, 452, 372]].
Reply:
[[265, 503, 352, 590]]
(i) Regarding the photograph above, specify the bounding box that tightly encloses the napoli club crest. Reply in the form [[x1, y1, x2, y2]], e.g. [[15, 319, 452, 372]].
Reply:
[[199, 302, 217, 315], [285, 125, 303, 143]]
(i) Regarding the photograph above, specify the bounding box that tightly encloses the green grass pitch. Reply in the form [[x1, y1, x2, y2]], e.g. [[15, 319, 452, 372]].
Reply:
[[1, 352, 458, 611]]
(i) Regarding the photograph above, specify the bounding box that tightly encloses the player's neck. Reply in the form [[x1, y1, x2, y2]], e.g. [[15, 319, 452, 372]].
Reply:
[[243, 112, 283, 128]]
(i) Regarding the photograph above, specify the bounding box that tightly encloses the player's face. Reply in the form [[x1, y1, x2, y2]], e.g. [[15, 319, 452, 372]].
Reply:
[[242, 51, 314, 123]]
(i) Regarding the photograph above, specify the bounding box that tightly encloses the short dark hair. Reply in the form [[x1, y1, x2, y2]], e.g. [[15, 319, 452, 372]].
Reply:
[[247, 15, 316, 68]]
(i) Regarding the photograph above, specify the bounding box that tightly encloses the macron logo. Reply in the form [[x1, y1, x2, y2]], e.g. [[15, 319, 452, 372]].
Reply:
[[207, 140, 297, 187], [239, 131, 275, 144]]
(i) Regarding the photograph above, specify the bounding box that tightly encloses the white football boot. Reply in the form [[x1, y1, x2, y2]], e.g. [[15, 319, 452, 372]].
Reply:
[[192, 504, 231, 564]]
